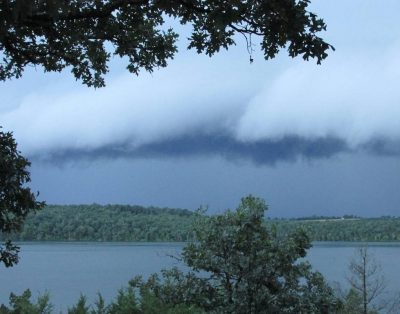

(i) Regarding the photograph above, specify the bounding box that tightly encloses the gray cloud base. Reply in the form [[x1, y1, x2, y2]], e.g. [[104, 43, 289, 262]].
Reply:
[[29, 133, 399, 166]]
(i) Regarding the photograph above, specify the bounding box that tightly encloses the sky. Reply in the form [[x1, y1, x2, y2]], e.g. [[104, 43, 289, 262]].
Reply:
[[1, 0, 400, 217]]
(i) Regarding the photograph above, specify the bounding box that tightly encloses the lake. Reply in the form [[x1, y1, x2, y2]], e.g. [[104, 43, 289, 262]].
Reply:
[[1, 242, 399, 312]]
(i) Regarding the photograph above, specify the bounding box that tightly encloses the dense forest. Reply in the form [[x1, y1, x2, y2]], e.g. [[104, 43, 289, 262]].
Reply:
[[270, 217, 400, 242], [0, 205, 196, 242], [1, 204, 399, 242]]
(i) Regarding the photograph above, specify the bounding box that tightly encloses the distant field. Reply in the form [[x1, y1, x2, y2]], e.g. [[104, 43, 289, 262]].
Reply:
[[1, 205, 399, 242]]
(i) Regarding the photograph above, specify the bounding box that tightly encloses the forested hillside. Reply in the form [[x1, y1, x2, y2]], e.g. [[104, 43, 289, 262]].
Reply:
[[1, 205, 399, 242], [0, 205, 196, 242], [270, 217, 400, 241]]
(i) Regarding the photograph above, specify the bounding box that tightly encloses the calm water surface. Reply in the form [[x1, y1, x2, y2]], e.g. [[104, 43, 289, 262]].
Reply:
[[0, 242, 399, 312]]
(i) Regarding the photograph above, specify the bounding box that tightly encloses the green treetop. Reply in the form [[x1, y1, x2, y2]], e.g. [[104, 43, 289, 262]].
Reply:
[[131, 196, 339, 313]]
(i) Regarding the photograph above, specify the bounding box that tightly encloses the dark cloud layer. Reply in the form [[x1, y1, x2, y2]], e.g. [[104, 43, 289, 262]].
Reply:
[[136, 135, 350, 165], [33, 133, 353, 165], [363, 138, 400, 156]]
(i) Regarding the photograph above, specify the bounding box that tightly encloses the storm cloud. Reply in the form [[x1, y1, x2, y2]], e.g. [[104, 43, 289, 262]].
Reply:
[[1, 40, 400, 165], [39, 134, 348, 166]]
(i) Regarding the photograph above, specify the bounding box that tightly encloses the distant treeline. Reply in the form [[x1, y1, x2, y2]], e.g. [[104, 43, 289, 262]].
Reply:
[[269, 217, 400, 241], [0, 205, 197, 242], [1, 204, 400, 242]]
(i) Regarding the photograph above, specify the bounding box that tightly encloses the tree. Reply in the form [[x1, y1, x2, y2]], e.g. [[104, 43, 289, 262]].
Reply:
[[0, 129, 44, 267], [339, 288, 366, 314], [0, 0, 334, 88], [344, 246, 387, 314], [0, 289, 53, 314], [130, 196, 339, 313], [67, 295, 91, 314]]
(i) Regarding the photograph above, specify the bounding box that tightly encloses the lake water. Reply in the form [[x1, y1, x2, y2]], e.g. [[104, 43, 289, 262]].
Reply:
[[1, 242, 399, 312]]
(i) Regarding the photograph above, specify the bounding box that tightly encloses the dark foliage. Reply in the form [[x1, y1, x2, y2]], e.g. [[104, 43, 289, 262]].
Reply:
[[0, 129, 44, 267], [0, 0, 333, 87]]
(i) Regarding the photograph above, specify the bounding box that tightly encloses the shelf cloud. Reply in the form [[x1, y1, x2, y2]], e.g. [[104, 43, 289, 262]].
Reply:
[[2, 41, 400, 165]]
